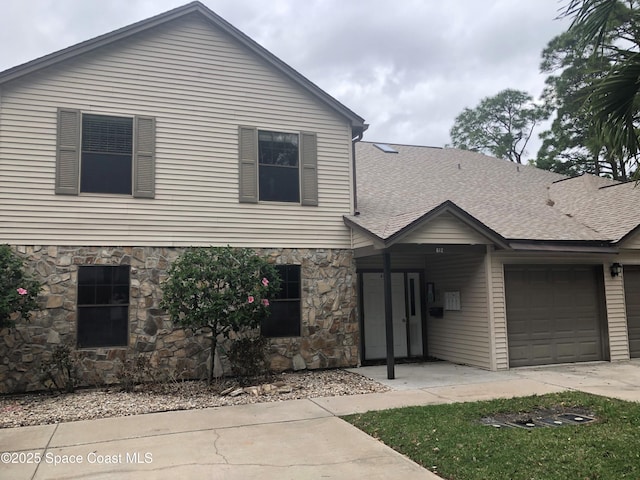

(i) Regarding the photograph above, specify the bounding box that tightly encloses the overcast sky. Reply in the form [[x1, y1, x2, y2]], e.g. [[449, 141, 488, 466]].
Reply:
[[0, 0, 571, 159]]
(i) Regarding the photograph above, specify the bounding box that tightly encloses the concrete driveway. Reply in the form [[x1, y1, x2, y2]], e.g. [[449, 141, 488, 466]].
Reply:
[[2, 360, 639, 479]]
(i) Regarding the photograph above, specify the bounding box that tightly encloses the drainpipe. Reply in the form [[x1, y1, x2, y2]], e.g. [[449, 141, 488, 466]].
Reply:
[[351, 130, 363, 214]]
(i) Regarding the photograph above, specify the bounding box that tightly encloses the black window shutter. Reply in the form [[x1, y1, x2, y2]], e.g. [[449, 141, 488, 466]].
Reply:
[[300, 131, 318, 206], [133, 116, 156, 198], [55, 108, 80, 195], [239, 126, 258, 203]]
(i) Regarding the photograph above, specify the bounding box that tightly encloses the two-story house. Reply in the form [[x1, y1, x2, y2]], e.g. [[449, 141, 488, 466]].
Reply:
[[2, 1, 640, 394], [0, 1, 365, 392]]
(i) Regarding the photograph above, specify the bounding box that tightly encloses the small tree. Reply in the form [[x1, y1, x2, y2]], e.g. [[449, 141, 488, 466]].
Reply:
[[0, 244, 42, 329], [160, 246, 280, 383]]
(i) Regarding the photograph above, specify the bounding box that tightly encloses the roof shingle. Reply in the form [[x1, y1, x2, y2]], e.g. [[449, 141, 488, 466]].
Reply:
[[349, 142, 635, 243]]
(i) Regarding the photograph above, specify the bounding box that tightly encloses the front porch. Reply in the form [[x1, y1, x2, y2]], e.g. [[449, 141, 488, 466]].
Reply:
[[356, 244, 496, 378]]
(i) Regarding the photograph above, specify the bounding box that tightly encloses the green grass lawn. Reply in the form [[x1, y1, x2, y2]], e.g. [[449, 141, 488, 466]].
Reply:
[[343, 392, 640, 480]]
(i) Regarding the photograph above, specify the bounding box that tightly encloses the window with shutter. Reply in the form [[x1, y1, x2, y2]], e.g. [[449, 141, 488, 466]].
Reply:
[[55, 110, 155, 197], [238, 128, 318, 205]]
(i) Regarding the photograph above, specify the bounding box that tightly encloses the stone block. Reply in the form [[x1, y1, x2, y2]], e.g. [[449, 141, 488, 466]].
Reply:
[[143, 318, 158, 336], [56, 255, 72, 267], [270, 353, 292, 372], [292, 353, 306, 371], [46, 330, 60, 344], [45, 295, 64, 309]]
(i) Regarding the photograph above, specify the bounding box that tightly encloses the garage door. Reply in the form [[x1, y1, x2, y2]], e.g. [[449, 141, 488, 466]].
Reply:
[[624, 266, 640, 358], [505, 265, 605, 367]]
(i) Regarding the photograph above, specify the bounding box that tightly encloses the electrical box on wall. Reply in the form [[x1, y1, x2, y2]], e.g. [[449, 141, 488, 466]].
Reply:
[[444, 291, 461, 311]]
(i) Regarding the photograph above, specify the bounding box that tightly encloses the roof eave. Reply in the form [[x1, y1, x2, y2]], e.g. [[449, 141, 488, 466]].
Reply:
[[384, 200, 510, 249], [343, 200, 510, 250], [508, 240, 618, 254]]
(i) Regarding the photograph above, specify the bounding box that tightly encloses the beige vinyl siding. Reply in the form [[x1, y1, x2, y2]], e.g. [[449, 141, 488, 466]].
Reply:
[[0, 15, 353, 248], [426, 252, 491, 369], [489, 253, 509, 370], [619, 232, 640, 249], [603, 266, 630, 361], [401, 213, 493, 245], [352, 230, 374, 250]]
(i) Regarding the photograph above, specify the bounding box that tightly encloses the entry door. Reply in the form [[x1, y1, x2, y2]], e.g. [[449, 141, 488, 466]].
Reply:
[[362, 272, 408, 360]]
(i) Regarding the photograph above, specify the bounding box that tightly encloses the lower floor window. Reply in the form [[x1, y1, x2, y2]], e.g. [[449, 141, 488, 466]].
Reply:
[[77, 265, 130, 348], [261, 265, 301, 337]]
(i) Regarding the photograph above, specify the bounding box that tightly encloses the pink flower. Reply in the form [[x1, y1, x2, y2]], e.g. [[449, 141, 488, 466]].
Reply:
[[247, 296, 255, 303], [262, 277, 269, 287], [262, 299, 270, 307], [17, 288, 28, 296]]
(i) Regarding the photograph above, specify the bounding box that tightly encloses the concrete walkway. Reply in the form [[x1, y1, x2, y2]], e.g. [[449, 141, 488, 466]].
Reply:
[[2, 360, 639, 479]]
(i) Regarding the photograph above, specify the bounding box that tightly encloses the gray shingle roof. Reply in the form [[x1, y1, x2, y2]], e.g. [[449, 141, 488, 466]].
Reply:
[[348, 142, 637, 243]]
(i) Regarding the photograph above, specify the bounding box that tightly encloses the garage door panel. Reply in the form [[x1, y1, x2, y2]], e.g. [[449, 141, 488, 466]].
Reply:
[[624, 266, 640, 358], [509, 345, 529, 364], [531, 344, 553, 364], [506, 265, 604, 367]]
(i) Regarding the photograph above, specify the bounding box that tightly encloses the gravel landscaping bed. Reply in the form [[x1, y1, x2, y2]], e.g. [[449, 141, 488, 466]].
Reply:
[[0, 369, 389, 429]]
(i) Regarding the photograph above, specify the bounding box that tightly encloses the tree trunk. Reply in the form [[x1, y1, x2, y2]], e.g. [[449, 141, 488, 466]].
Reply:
[[209, 331, 217, 384]]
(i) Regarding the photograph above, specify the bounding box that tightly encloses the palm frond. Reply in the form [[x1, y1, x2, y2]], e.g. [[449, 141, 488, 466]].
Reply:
[[589, 55, 640, 154], [564, 0, 621, 49]]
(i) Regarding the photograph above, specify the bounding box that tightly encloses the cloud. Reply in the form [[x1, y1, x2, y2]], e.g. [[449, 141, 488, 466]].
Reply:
[[1, 0, 571, 157]]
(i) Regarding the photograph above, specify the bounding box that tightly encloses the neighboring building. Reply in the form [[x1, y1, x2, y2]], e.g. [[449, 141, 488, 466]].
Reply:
[[349, 143, 640, 371], [1, 2, 640, 393]]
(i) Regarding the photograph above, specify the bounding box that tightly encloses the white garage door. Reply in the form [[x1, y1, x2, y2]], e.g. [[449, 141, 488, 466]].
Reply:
[[505, 265, 605, 367]]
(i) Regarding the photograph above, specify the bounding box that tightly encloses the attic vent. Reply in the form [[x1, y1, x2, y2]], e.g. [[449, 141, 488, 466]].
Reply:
[[374, 143, 398, 154]]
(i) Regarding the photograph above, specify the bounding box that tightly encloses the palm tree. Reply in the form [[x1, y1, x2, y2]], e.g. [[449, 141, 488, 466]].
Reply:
[[563, 0, 640, 173]]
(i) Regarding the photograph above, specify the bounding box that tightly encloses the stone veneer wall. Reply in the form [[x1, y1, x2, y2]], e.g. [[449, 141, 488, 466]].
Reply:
[[0, 246, 358, 393]]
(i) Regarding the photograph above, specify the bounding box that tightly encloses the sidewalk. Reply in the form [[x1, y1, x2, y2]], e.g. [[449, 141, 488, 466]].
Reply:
[[2, 360, 639, 479]]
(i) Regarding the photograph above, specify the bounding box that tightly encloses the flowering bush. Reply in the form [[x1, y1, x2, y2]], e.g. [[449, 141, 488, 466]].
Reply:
[[160, 246, 280, 382], [0, 244, 42, 329]]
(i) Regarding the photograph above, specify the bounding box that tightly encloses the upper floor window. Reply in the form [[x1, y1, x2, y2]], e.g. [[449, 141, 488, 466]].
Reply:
[[258, 131, 299, 202], [55, 108, 156, 198], [238, 126, 318, 206], [81, 114, 133, 194]]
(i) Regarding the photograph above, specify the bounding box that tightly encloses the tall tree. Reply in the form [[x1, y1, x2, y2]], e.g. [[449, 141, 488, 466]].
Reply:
[[559, 0, 640, 177], [450, 89, 548, 164], [535, 29, 634, 180]]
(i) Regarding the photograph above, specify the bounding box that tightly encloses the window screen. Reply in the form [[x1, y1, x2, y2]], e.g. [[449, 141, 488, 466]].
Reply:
[[81, 114, 133, 194], [261, 264, 301, 337], [258, 131, 299, 202], [77, 265, 130, 348]]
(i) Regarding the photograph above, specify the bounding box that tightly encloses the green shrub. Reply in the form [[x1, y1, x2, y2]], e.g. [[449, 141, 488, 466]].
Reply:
[[160, 246, 280, 383], [116, 355, 157, 392], [39, 344, 79, 393], [0, 244, 42, 328], [226, 331, 270, 378]]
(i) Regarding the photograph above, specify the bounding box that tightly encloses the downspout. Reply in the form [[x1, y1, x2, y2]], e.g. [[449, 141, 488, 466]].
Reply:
[[351, 130, 363, 214]]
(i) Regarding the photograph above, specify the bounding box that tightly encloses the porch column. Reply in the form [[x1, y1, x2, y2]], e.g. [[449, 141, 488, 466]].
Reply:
[[383, 250, 395, 379]]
